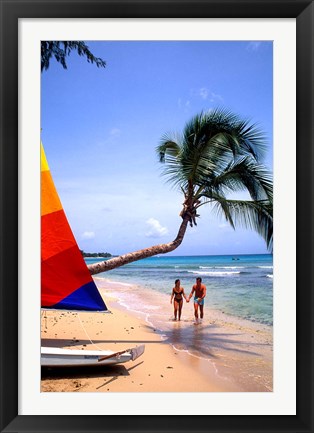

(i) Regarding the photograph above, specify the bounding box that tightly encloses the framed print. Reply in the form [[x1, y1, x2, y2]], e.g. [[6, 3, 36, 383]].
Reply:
[[1, 0, 313, 432]]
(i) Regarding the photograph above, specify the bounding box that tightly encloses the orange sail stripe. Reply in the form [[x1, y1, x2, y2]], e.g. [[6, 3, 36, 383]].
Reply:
[[41, 170, 63, 216]]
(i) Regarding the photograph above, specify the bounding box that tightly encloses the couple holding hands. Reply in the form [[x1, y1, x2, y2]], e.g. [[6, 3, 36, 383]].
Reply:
[[170, 277, 207, 324]]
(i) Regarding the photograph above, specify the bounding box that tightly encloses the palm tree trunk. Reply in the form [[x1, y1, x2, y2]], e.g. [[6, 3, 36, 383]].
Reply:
[[87, 215, 190, 275]]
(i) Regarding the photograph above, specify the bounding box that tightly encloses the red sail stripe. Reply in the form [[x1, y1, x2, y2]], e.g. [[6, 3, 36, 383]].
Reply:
[[41, 209, 77, 261], [41, 245, 93, 307]]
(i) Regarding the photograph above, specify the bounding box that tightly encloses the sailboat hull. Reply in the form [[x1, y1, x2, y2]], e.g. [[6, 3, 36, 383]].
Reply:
[[41, 345, 144, 367]]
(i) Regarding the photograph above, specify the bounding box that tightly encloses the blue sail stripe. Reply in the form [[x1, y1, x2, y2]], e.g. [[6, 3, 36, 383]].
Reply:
[[53, 281, 108, 311]]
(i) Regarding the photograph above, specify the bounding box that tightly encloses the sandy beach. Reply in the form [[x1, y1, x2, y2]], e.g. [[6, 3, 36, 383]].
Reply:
[[41, 279, 272, 393]]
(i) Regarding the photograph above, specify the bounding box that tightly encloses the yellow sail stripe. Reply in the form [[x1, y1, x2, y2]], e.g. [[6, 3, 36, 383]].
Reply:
[[41, 142, 62, 216], [41, 142, 49, 172]]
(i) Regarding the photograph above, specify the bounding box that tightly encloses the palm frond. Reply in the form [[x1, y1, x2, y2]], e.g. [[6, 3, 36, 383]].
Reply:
[[210, 197, 273, 250], [233, 119, 267, 161], [211, 156, 273, 201], [156, 136, 181, 162], [156, 137, 187, 189]]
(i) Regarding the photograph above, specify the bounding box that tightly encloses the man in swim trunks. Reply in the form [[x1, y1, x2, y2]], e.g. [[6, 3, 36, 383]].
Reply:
[[187, 277, 207, 324]]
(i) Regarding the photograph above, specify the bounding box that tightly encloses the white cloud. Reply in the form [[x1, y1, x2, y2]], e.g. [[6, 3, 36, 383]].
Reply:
[[199, 87, 209, 99], [81, 231, 95, 240], [190, 87, 223, 104], [218, 223, 228, 229], [145, 218, 169, 238], [218, 223, 233, 233], [96, 127, 122, 147], [178, 98, 190, 111], [247, 41, 262, 52], [209, 92, 223, 103], [110, 128, 121, 137]]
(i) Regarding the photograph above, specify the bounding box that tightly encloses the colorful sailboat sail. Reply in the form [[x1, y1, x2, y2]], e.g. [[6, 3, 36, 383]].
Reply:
[[41, 143, 107, 312]]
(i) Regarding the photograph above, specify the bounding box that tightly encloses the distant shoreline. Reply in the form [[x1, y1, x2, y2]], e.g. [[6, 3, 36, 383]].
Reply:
[[81, 251, 113, 258]]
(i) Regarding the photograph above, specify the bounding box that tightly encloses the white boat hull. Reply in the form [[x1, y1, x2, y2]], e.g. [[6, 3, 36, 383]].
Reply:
[[41, 345, 145, 367]]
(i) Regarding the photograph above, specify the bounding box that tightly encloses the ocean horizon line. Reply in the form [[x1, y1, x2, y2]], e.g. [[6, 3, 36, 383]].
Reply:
[[85, 252, 272, 260]]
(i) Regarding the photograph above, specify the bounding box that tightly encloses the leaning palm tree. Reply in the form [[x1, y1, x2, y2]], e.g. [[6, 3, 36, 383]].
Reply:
[[88, 108, 272, 275]]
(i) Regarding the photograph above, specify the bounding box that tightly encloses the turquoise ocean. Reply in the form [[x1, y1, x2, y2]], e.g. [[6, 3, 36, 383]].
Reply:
[[86, 254, 273, 326]]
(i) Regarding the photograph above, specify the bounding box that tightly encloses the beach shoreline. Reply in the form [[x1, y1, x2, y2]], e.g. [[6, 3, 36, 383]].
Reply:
[[41, 278, 273, 393]]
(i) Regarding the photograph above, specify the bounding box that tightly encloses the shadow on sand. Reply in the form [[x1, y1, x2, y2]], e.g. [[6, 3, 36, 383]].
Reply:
[[41, 360, 144, 381], [143, 321, 265, 359]]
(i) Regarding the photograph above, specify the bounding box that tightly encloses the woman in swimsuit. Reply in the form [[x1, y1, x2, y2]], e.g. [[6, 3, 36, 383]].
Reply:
[[170, 279, 188, 321]]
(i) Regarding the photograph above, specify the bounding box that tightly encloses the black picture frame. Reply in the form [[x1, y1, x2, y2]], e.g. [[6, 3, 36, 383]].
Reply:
[[1, 1, 313, 432]]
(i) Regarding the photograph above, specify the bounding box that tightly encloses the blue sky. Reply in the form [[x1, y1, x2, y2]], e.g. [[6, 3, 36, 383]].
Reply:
[[41, 40, 273, 256]]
